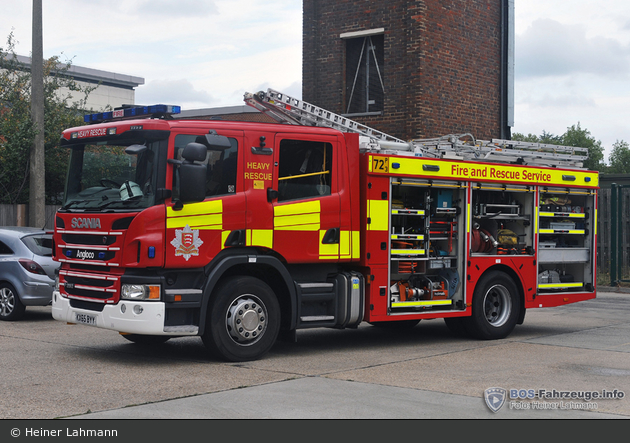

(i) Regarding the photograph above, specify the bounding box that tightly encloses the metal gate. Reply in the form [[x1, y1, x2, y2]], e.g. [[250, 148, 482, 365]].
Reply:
[[610, 183, 630, 285]]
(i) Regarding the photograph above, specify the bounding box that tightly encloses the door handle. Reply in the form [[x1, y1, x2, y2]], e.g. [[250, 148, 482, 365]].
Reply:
[[267, 188, 279, 202], [224, 229, 246, 247], [322, 228, 340, 244]]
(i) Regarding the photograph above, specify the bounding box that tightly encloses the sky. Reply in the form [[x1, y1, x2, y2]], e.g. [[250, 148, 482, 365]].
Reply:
[[1, 0, 629, 161]]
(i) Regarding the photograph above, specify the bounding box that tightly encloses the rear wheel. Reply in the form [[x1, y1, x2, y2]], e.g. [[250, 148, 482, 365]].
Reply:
[[0, 283, 25, 321], [444, 317, 468, 337], [202, 276, 280, 362], [464, 271, 520, 340]]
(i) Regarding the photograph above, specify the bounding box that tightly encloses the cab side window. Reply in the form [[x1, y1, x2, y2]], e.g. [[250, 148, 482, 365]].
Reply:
[[173, 134, 238, 199], [277, 140, 332, 202]]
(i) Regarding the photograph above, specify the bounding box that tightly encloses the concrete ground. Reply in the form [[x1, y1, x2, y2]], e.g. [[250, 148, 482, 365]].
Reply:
[[1, 289, 629, 420]]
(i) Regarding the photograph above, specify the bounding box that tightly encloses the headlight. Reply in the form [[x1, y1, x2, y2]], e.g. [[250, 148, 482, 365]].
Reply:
[[121, 284, 161, 300]]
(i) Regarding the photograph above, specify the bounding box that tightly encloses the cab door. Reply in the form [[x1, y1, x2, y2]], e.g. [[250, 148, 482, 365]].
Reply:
[[165, 130, 245, 268], [270, 134, 341, 263]]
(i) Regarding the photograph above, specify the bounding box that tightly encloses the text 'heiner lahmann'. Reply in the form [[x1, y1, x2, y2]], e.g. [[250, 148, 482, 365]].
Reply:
[[26, 428, 118, 437]]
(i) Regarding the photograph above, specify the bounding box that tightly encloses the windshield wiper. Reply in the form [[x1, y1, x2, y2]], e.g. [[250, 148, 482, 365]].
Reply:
[[95, 198, 143, 210], [61, 200, 90, 210]]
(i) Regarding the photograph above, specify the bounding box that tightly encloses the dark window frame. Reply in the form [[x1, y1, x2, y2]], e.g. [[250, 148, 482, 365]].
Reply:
[[344, 33, 385, 116], [277, 139, 333, 202], [173, 134, 239, 199]]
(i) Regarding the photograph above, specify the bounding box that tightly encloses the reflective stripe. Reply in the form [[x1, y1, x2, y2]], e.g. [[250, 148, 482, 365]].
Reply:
[[248, 229, 273, 249], [374, 157, 599, 188], [352, 231, 360, 259], [274, 201, 321, 231], [319, 229, 339, 259], [538, 282, 583, 289], [391, 249, 425, 255], [320, 230, 360, 261], [539, 212, 586, 218], [368, 199, 388, 231], [221, 231, 231, 250], [391, 300, 451, 307], [167, 200, 223, 230], [538, 229, 585, 235], [339, 230, 350, 259]]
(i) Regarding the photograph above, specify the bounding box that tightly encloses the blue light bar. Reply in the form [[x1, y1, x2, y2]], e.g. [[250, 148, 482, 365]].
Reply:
[[84, 104, 181, 124]]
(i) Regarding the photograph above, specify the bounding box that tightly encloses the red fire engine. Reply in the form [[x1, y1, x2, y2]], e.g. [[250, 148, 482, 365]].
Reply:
[[52, 89, 599, 362]]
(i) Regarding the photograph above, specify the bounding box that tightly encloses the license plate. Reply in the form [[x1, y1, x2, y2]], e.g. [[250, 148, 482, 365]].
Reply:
[[75, 312, 96, 326]]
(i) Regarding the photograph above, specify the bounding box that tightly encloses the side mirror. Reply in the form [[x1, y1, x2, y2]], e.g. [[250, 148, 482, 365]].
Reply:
[[179, 163, 206, 203], [125, 144, 147, 156], [205, 132, 232, 150], [170, 142, 208, 206]]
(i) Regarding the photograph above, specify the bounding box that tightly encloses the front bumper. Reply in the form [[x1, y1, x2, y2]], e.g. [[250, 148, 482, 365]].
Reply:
[[51, 291, 198, 336]]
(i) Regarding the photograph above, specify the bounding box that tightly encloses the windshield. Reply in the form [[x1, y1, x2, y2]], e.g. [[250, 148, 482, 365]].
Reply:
[[62, 140, 162, 211]]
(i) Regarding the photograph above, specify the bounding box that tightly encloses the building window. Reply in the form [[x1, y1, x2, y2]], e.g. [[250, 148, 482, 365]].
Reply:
[[344, 32, 384, 116]]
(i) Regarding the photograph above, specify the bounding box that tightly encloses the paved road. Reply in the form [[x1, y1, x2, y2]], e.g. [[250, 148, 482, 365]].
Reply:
[[1, 290, 629, 420]]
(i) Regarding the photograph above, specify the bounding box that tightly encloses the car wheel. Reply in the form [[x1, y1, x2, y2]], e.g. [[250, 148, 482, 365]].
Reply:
[[0, 282, 26, 321], [202, 276, 280, 362]]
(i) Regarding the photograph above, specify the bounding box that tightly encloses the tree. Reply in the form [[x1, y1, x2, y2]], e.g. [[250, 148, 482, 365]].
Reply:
[[562, 123, 604, 172], [513, 123, 605, 171], [0, 32, 94, 205], [608, 140, 630, 174]]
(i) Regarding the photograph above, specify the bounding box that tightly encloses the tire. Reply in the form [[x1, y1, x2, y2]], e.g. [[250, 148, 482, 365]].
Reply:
[[202, 276, 280, 362], [0, 282, 25, 321], [121, 334, 171, 345], [369, 319, 420, 329], [444, 317, 468, 337], [464, 271, 520, 340]]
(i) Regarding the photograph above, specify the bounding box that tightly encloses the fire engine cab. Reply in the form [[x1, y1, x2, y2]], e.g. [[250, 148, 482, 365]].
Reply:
[[51, 90, 599, 362]]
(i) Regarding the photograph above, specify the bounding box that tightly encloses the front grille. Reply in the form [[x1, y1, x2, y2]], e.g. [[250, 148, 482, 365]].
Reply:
[[68, 263, 112, 273], [62, 233, 117, 246], [65, 275, 113, 287], [57, 229, 123, 268], [65, 287, 112, 300], [60, 270, 119, 303]]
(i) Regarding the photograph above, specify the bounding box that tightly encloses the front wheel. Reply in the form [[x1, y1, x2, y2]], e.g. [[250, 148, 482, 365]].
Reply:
[[464, 271, 520, 340], [202, 276, 280, 362]]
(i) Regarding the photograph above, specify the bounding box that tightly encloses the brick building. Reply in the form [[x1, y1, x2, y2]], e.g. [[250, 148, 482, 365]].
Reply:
[[302, 0, 514, 141]]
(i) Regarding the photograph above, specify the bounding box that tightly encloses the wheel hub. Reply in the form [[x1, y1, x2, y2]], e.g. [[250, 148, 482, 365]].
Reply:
[[226, 296, 267, 345], [0, 288, 15, 316], [483, 284, 511, 327]]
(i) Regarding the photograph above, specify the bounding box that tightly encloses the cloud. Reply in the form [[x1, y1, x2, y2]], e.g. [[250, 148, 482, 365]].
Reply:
[[518, 92, 597, 109], [129, 0, 218, 17], [516, 19, 630, 79], [135, 78, 216, 109]]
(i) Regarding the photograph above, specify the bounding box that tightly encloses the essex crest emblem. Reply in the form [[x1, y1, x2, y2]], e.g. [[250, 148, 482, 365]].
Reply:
[[170, 225, 203, 261]]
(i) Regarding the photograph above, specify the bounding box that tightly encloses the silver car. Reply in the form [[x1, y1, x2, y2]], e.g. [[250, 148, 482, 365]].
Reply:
[[0, 227, 58, 321]]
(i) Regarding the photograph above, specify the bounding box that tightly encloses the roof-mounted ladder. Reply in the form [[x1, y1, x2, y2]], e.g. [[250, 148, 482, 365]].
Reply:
[[244, 88, 589, 169]]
